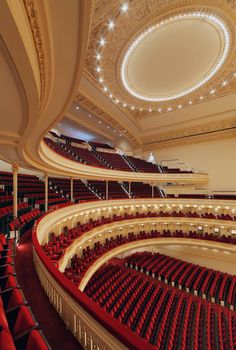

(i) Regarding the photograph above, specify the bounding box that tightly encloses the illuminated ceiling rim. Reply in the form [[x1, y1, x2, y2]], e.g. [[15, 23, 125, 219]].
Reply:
[[120, 11, 230, 102]]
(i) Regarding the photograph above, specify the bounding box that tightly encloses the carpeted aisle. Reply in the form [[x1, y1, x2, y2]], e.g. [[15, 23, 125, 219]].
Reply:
[[15, 229, 83, 350]]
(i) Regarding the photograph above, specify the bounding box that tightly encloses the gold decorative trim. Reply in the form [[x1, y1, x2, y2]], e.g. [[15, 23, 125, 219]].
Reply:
[[23, 0, 46, 104], [85, 0, 236, 120], [141, 117, 236, 150]]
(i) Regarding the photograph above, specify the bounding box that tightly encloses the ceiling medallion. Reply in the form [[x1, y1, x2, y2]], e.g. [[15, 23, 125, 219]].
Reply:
[[120, 12, 230, 102]]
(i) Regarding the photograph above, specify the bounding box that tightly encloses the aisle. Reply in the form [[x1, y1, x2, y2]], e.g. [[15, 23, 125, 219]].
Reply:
[[15, 229, 83, 350]]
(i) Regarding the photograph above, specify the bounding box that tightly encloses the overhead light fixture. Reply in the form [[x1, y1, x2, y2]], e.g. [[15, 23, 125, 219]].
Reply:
[[108, 20, 115, 30], [103, 86, 108, 92], [189, 101, 192, 105], [168, 107, 172, 111], [210, 89, 215, 94], [121, 2, 129, 13], [131, 106, 135, 110], [149, 108, 152, 112], [76, 106, 79, 110], [200, 95, 204, 100], [96, 66, 101, 73], [120, 12, 230, 102], [178, 105, 182, 109], [109, 93, 113, 98], [99, 77, 104, 83], [96, 53, 101, 60], [222, 80, 228, 86], [158, 108, 162, 112], [99, 38, 106, 46]]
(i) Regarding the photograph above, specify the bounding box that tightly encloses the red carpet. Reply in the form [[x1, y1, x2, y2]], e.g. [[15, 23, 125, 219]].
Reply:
[[15, 229, 83, 350]]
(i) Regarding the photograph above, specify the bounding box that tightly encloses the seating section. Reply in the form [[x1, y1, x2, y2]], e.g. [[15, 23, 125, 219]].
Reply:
[[125, 156, 161, 173], [87, 180, 128, 199], [9, 209, 42, 233], [124, 182, 162, 198], [59, 226, 236, 288], [49, 177, 98, 202], [0, 171, 70, 234], [84, 263, 236, 348], [0, 234, 51, 349], [0, 171, 68, 209], [44, 211, 236, 264], [89, 141, 114, 150], [96, 151, 133, 171], [45, 134, 194, 175], [125, 252, 236, 309]]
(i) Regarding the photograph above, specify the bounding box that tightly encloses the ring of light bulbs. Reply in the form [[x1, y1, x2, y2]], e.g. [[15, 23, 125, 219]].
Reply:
[[121, 12, 229, 102], [95, 5, 234, 113]]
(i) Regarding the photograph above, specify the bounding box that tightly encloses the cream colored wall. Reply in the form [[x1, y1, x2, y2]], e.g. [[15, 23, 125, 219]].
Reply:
[[0, 160, 41, 176], [143, 138, 236, 192]]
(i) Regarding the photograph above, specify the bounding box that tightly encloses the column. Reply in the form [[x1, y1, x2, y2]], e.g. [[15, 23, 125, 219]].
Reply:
[[129, 182, 131, 196], [44, 173, 48, 212], [106, 180, 108, 200], [152, 183, 154, 198], [12, 164, 19, 218], [70, 177, 74, 202]]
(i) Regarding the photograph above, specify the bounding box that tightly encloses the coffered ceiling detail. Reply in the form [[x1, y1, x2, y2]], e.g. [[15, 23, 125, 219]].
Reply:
[[84, 0, 236, 120]]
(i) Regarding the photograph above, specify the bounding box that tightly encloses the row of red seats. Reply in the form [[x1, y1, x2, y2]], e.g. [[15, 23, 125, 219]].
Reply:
[[43, 214, 236, 263], [126, 155, 160, 173], [35, 197, 68, 205], [84, 263, 236, 348], [0, 203, 29, 219], [88, 180, 128, 199], [0, 234, 51, 349], [9, 209, 42, 231], [125, 251, 236, 309], [96, 151, 132, 171]]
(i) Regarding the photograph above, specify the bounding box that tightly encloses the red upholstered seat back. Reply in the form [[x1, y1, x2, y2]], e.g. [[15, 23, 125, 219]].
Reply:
[[6, 289, 24, 310], [11, 306, 35, 337], [26, 330, 49, 350], [0, 330, 16, 350]]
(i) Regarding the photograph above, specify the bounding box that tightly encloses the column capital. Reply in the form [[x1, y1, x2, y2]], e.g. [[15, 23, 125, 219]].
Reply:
[[12, 163, 19, 173], [44, 173, 48, 180]]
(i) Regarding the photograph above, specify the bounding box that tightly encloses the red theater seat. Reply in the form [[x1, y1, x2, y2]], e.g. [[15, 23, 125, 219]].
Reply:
[[7, 305, 38, 339], [0, 329, 16, 350]]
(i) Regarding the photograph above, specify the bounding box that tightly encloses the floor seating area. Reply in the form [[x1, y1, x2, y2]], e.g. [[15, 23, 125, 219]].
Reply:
[[125, 252, 236, 309], [0, 234, 51, 349], [84, 263, 236, 348]]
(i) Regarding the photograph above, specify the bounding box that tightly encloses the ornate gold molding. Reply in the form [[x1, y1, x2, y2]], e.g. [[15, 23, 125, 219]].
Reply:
[[85, 0, 236, 120], [141, 116, 236, 149], [23, 0, 46, 105]]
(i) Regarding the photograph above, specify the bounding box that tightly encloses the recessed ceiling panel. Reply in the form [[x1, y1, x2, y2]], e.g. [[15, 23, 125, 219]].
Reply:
[[127, 19, 221, 97]]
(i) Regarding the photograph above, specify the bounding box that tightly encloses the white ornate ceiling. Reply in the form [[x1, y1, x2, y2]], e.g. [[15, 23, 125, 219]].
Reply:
[[77, 0, 236, 149]]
